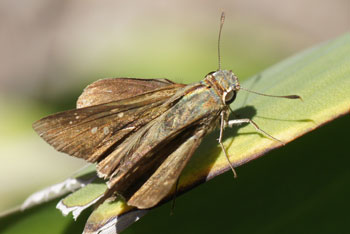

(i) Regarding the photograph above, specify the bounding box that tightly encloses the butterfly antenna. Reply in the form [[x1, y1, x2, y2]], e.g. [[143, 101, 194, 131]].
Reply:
[[240, 87, 302, 100], [218, 12, 225, 71]]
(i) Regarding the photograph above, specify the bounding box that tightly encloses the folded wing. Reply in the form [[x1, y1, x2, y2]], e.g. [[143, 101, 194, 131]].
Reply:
[[33, 78, 184, 162], [127, 129, 206, 208]]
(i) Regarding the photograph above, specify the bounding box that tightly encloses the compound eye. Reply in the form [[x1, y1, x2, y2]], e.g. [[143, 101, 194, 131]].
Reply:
[[205, 71, 216, 77], [224, 89, 236, 104]]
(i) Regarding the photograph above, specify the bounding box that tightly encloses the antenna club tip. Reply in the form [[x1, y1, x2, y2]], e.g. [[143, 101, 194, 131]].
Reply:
[[220, 11, 225, 20], [288, 95, 303, 101]]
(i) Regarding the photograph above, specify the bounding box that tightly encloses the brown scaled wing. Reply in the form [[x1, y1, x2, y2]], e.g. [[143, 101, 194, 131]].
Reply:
[[33, 78, 184, 162], [33, 78, 215, 209]]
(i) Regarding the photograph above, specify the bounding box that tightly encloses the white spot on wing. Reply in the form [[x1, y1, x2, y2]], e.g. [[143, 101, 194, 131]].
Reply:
[[124, 126, 135, 131], [118, 112, 124, 118], [91, 127, 98, 134], [103, 127, 110, 135], [75, 116, 80, 119]]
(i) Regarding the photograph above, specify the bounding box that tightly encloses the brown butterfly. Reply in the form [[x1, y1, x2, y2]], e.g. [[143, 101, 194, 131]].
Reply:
[[33, 13, 300, 209]]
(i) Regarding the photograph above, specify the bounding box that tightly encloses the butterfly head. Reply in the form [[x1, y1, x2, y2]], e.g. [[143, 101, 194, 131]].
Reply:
[[210, 70, 240, 105]]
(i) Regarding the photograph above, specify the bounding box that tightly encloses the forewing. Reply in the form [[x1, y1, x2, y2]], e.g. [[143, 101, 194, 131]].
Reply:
[[127, 129, 206, 209], [96, 83, 217, 180], [33, 83, 184, 162], [77, 78, 175, 108]]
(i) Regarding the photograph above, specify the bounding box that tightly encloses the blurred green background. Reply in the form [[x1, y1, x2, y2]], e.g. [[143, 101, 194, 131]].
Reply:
[[0, 0, 349, 233]]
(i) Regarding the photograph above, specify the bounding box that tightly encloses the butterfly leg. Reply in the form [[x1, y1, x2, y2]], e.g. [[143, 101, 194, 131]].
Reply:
[[219, 112, 237, 178], [227, 118, 285, 145], [170, 177, 180, 215]]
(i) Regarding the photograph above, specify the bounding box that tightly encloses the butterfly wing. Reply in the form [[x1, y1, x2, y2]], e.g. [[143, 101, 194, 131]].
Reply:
[[34, 77, 223, 209], [99, 84, 223, 208], [77, 78, 175, 108], [33, 78, 185, 162], [127, 128, 206, 208]]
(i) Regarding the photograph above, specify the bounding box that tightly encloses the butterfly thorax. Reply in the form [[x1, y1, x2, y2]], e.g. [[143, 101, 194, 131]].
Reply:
[[202, 70, 240, 105]]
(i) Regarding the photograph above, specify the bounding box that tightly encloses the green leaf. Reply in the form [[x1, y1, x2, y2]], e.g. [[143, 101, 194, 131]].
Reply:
[[0, 198, 91, 234], [57, 180, 107, 220], [181, 33, 350, 186], [20, 165, 97, 211], [83, 199, 147, 234], [1, 33, 349, 234]]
